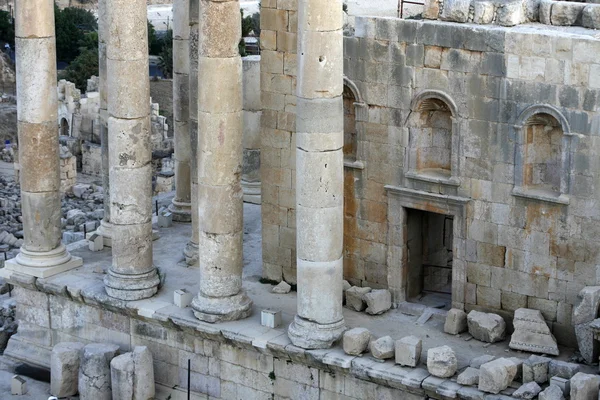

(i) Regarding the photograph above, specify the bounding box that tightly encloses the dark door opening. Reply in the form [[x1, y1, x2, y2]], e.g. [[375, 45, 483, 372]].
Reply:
[[406, 208, 453, 309]]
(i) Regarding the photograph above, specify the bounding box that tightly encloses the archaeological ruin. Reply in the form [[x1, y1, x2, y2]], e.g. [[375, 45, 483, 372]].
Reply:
[[0, 0, 599, 398]]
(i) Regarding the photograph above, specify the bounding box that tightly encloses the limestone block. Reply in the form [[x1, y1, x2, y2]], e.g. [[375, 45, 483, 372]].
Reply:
[[440, 0, 470, 22], [395, 336, 422, 367], [297, 0, 344, 31], [18, 122, 60, 192], [345, 286, 371, 311], [105, 0, 147, 61], [548, 360, 580, 379], [78, 343, 119, 400], [197, 57, 242, 114], [551, 2, 586, 26], [509, 308, 559, 356], [423, 0, 441, 19], [198, 0, 241, 58], [107, 59, 150, 119], [467, 310, 505, 343], [427, 345, 457, 378], [158, 212, 173, 228], [174, 289, 193, 308], [478, 358, 517, 394], [343, 327, 371, 356], [11, 375, 26, 395], [522, 355, 551, 384], [539, 385, 565, 400], [88, 234, 104, 252], [473, 1, 495, 24], [550, 376, 569, 396], [364, 289, 391, 315], [513, 381, 542, 399], [110, 346, 155, 400], [297, 30, 344, 99], [51, 342, 85, 398], [15, 0, 54, 38], [261, 309, 282, 328], [583, 5, 600, 29], [444, 308, 467, 335], [272, 281, 291, 294], [457, 367, 479, 386], [570, 372, 600, 400], [370, 336, 395, 360], [509, 357, 524, 381], [496, 0, 524, 26]]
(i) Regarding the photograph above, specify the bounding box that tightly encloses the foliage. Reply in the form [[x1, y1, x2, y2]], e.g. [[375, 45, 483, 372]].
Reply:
[[148, 20, 167, 56], [61, 48, 98, 91], [239, 10, 260, 56], [0, 11, 14, 46], [54, 4, 97, 63], [157, 29, 173, 79]]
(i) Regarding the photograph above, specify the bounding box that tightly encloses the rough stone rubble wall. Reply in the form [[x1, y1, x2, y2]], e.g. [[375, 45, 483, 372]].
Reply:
[[261, 11, 600, 347]]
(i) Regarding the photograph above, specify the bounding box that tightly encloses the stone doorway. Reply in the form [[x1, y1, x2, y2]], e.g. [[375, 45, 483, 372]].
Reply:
[[406, 208, 454, 309]]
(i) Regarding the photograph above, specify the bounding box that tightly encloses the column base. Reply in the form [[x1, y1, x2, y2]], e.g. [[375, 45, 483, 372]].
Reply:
[[288, 315, 346, 349], [191, 290, 253, 323], [242, 180, 261, 205], [168, 200, 192, 222], [4, 245, 83, 278], [183, 241, 199, 267], [94, 220, 113, 247], [104, 268, 160, 301]]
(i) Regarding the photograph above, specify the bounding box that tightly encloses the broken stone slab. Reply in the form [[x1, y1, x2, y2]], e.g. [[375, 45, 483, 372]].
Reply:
[[496, 0, 524, 26], [345, 286, 371, 312], [570, 372, 600, 400], [548, 359, 580, 379], [513, 381, 542, 399], [583, 5, 600, 29], [478, 358, 517, 394], [51, 342, 85, 398], [539, 384, 565, 400], [364, 289, 391, 315], [370, 336, 394, 360], [110, 346, 155, 400], [551, 1, 586, 26], [473, 0, 495, 24], [440, 0, 470, 22], [509, 308, 559, 356], [522, 355, 551, 384], [457, 367, 479, 386], [573, 287, 600, 363], [470, 354, 495, 368], [467, 310, 505, 343], [444, 308, 467, 335], [427, 345, 457, 378], [395, 335, 422, 367], [78, 343, 120, 400], [508, 357, 524, 382], [343, 327, 371, 356], [272, 281, 291, 294]]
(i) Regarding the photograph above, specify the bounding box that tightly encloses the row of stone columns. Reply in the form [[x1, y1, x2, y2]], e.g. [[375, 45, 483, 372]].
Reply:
[[13, 0, 345, 349]]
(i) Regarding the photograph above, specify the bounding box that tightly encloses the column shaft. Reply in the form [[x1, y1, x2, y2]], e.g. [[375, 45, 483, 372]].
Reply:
[[8, 0, 82, 277], [191, 0, 252, 322], [288, 0, 346, 349], [184, 0, 200, 266], [169, 0, 192, 222], [104, 0, 159, 300]]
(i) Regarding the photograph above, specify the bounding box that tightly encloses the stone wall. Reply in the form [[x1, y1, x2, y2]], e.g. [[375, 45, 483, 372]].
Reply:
[[59, 154, 77, 194], [261, 10, 600, 346], [81, 142, 102, 177]]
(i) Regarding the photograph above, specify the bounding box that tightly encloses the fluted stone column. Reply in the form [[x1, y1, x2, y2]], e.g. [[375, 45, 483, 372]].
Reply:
[[5, 0, 82, 277], [168, 0, 192, 222], [287, 0, 346, 349], [104, 0, 159, 300], [95, 0, 112, 246], [191, 0, 252, 322], [184, 0, 199, 266]]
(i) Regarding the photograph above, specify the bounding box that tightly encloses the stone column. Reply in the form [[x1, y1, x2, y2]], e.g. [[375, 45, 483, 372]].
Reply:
[[168, 0, 192, 222], [104, 0, 159, 300], [184, 0, 200, 266], [241, 55, 262, 204], [190, 0, 252, 322], [95, 0, 112, 246], [6, 0, 82, 277], [287, 0, 346, 349]]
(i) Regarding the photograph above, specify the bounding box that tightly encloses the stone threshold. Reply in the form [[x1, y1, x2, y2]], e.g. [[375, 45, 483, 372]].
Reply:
[[1, 267, 524, 399]]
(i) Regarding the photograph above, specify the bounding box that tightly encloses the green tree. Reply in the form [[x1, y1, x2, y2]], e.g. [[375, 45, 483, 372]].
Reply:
[[61, 48, 98, 91], [148, 20, 165, 56], [157, 29, 173, 78], [0, 10, 14, 46], [54, 3, 97, 63]]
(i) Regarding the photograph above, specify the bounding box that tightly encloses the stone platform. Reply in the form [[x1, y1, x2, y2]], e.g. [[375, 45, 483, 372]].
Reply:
[[0, 204, 588, 399]]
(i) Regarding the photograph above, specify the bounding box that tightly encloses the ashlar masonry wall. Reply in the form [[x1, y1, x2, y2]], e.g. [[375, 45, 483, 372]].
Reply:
[[261, 10, 600, 346]]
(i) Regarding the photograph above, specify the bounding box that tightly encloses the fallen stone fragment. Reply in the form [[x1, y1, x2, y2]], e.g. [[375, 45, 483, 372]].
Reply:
[[51, 342, 85, 398], [513, 381, 542, 399], [444, 308, 467, 335], [478, 358, 517, 394], [522, 355, 551, 384], [395, 336, 421, 367], [470, 354, 495, 368], [539, 384, 565, 400], [550, 376, 570, 396], [548, 359, 580, 379], [78, 343, 119, 400], [457, 367, 479, 386], [110, 346, 155, 400], [427, 345, 457, 378], [343, 328, 371, 356], [364, 289, 392, 315], [272, 281, 291, 294], [345, 286, 371, 312], [570, 372, 600, 400], [467, 310, 505, 343], [509, 308, 559, 356], [11, 375, 26, 395], [370, 336, 394, 360]]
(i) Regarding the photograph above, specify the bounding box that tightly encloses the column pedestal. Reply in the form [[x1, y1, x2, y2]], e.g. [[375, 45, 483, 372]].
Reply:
[[104, 269, 160, 301], [168, 200, 192, 222], [288, 316, 346, 350], [4, 245, 82, 279], [191, 290, 252, 323]]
